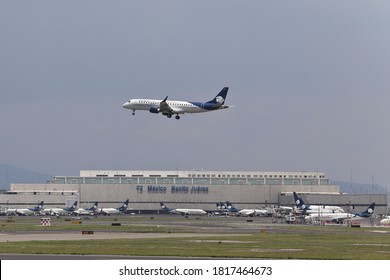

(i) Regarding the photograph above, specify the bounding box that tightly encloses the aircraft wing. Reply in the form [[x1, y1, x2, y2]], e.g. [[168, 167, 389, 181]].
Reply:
[[159, 97, 176, 115]]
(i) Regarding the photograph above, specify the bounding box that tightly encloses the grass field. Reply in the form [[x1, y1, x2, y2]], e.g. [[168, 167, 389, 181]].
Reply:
[[1, 215, 390, 259]]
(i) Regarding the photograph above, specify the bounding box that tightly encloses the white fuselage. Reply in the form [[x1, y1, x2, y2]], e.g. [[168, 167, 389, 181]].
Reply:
[[41, 208, 71, 216], [305, 212, 354, 223], [73, 208, 95, 215], [238, 209, 268, 216], [123, 99, 212, 114], [175, 209, 207, 215], [6, 208, 39, 216], [380, 216, 390, 225], [99, 208, 121, 215], [297, 205, 344, 214]]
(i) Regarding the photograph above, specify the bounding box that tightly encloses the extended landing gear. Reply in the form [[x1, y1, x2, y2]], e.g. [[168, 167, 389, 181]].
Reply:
[[132, 110, 135, 116], [166, 114, 180, 119]]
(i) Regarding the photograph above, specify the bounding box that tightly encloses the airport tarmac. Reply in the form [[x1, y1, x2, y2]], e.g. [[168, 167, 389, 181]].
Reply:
[[1, 214, 389, 260], [0, 232, 238, 243], [0, 214, 385, 238]]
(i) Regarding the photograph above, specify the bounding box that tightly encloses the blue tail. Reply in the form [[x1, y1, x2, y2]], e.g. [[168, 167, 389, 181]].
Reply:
[[160, 202, 173, 213], [29, 201, 44, 212], [66, 201, 78, 211], [355, 203, 375, 218], [87, 202, 98, 211], [293, 192, 307, 210], [118, 199, 129, 212], [226, 201, 239, 212], [216, 202, 227, 210], [207, 87, 228, 105]]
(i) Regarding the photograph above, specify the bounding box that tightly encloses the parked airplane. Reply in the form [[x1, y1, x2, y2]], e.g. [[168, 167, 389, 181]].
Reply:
[[73, 202, 98, 216], [98, 199, 129, 215], [380, 216, 390, 226], [293, 192, 344, 214], [42, 201, 78, 216], [304, 203, 375, 223], [215, 202, 229, 212], [6, 201, 44, 216], [225, 201, 269, 216], [238, 208, 269, 217], [159, 203, 207, 216], [122, 87, 231, 119], [159, 202, 177, 214], [225, 201, 240, 213]]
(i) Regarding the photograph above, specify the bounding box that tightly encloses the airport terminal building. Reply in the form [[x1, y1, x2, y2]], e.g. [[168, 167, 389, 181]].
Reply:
[[1, 170, 387, 214]]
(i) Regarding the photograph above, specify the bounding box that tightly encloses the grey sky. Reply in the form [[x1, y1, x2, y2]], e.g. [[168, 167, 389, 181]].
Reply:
[[1, 1, 390, 187]]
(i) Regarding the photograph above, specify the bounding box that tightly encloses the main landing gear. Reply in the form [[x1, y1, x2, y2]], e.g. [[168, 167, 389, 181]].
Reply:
[[166, 114, 180, 120]]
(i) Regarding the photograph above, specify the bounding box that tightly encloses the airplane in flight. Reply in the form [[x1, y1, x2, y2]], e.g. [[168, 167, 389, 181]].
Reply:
[[98, 199, 129, 215], [304, 203, 375, 223], [42, 201, 78, 216], [122, 87, 231, 119], [73, 202, 99, 216], [160, 202, 207, 216], [293, 192, 344, 214], [6, 201, 44, 216]]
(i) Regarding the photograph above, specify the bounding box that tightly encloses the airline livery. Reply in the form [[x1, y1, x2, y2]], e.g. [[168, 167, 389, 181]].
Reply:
[[42, 201, 78, 216], [73, 202, 99, 216], [98, 199, 129, 215], [293, 192, 344, 214], [305, 203, 375, 223], [122, 87, 231, 119], [6, 201, 44, 216], [160, 202, 207, 216]]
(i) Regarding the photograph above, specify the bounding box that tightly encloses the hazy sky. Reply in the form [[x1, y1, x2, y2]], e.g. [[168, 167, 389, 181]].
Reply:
[[1, 1, 390, 187]]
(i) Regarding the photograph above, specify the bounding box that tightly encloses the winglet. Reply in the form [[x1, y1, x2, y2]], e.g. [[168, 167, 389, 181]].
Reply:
[[162, 96, 168, 102]]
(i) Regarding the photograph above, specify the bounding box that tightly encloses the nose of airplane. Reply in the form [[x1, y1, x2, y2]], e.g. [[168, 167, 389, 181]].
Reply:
[[122, 101, 130, 109]]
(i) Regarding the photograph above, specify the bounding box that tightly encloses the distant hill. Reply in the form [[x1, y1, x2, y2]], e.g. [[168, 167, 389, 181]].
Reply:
[[0, 163, 52, 190], [333, 180, 389, 194]]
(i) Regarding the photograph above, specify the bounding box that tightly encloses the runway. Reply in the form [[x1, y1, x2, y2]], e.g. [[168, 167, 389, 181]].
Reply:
[[0, 232, 236, 243]]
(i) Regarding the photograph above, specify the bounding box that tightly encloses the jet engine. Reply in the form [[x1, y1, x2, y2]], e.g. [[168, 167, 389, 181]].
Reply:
[[149, 107, 160, 114]]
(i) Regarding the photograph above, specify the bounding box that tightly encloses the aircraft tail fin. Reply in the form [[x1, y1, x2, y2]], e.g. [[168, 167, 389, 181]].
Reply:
[[118, 199, 129, 212], [71, 201, 78, 209], [356, 203, 375, 217], [160, 202, 170, 212], [293, 192, 306, 209], [208, 87, 229, 105], [226, 201, 238, 212], [87, 202, 98, 212]]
